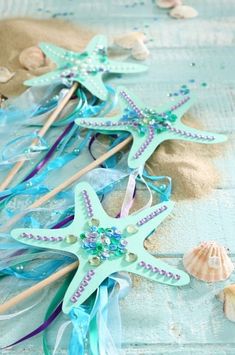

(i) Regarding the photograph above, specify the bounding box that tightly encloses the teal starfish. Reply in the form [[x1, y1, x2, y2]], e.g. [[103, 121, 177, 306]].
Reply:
[[77, 87, 227, 169], [24, 36, 147, 101], [11, 182, 189, 314]]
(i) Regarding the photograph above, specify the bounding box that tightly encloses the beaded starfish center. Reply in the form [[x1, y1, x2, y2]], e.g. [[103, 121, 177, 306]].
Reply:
[[80, 223, 127, 261], [121, 107, 178, 136], [60, 47, 108, 81]]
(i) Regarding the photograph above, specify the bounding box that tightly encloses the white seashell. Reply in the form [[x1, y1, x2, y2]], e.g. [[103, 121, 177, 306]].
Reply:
[[114, 32, 146, 50], [0, 67, 15, 83], [170, 5, 198, 19], [183, 241, 234, 282], [131, 40, 150, 61], [19, 46, 46, 71], [217, 284, 235, 322], [156, 0, 182, 9]]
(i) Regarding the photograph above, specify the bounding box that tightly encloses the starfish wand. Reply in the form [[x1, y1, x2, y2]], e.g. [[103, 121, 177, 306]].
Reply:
[[0, 82, 79, 191]]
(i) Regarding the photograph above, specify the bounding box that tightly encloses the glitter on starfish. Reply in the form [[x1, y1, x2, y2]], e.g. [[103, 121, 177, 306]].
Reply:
[[77, 87, 227, 169], [24, 36, 147, 101], [11, 182, 190, 314]]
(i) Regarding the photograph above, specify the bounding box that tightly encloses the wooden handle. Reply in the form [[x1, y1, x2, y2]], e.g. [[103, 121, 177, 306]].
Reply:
[[0, 261, 79, 314], [0, 135, 132, 232], [0, 83, 79, 191]]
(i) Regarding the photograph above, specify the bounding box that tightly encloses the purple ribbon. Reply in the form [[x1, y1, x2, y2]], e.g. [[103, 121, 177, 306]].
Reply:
[[24, 122, 74, 181], [2, 302, 62, 349], [52, 214, 74, 229]]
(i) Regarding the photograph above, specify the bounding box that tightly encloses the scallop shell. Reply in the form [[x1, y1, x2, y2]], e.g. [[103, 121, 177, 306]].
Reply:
[[19, 46, 46, 70], [156, 0, 182, 9], [114, 32, 146, 50], [217, 284, 235, 322], [183, 241, 234, 282], [0, 67, 15, 83], [131, 40, 150, 61], [170, 5, 198, 19]]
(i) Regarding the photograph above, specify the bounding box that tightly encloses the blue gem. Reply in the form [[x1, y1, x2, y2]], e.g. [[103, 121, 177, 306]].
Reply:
[[109, 245, 117, 251]]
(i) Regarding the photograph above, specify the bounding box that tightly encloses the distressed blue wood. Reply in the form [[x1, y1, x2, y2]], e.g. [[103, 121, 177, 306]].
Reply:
[[0, 0, 235, 353]]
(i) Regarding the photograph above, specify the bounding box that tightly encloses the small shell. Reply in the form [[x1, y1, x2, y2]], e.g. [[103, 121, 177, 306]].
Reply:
[[19, 46, 46, 70], [114, 32, 146, 50], [170, 5, 198, 19], [217, 284, 235, 322], [131, 40, 150, 61], [156, 0, 182, 9], [183, 241, 234, 282], [0, 67, 15, 83]]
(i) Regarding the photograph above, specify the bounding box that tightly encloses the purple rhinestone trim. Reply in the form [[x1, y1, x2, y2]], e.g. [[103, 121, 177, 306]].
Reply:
[[20, 232, 63, 242], [136, 205, 167, 226], [70, 269, 95, 303], [168, 96, 190, 113], [82, 190, 94, 218], [138, 261, 181, 281], [133, 125, 155, 159], [120, 90, 144, 118], [165, 123, 215, 141]]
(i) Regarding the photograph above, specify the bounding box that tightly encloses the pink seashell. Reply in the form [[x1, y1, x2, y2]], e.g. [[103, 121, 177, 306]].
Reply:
[[19, 46, 46, 70], [170, 5, 198, 19], [217, 284, 235, 322], [114, 32, 146, 50], [183, 241, 234, 282], [131, 40, 150, 61], [114, 32, 149, 61], [156, 0, 182, 9]]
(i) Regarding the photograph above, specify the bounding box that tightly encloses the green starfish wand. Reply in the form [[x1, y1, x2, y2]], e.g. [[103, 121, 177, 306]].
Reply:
[[8, 182, 189, 314]]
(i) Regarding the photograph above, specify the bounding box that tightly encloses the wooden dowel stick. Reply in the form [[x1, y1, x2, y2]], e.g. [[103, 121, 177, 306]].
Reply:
[[0, 82, 79, 192], [0, 261, 79, 314], [0, 135, 132, 233]]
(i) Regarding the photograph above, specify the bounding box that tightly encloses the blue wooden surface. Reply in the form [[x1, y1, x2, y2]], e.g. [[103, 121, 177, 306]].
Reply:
[[0, 0, 235, 354]]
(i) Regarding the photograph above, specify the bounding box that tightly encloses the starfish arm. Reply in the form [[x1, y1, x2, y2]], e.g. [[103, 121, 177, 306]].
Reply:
[[116, 86, 145, 113], [85, 35, 108, 53], [11, 226, 73, 253], [166, 121, 227, 144], [123, 200, 174, 244], [127, 127, 158, 169], [62, 257, 116, 313], [77, 113, 130, 131], [24, 68, 63, 87], [78, 74, 108, 101], [157, 95, 194, 121], [73, 182, 109, 225], [39, 42, 78, 66], [107, 60, 147, 74], [124, 250, 190, 287]]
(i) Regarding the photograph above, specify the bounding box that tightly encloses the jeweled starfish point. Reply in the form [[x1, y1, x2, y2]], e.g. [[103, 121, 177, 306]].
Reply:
[[11, 182, 189, 314], [77, 87, 227, 168], [24, 36, 147, 100]]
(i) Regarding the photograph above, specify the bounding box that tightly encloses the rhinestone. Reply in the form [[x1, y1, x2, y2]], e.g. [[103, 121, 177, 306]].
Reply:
[[65, 234, 78, 244], [88, 218, 100, 227], [126, 225, 139, 234], [88, 256, 101, 266], [125, 252, 138, 262]]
